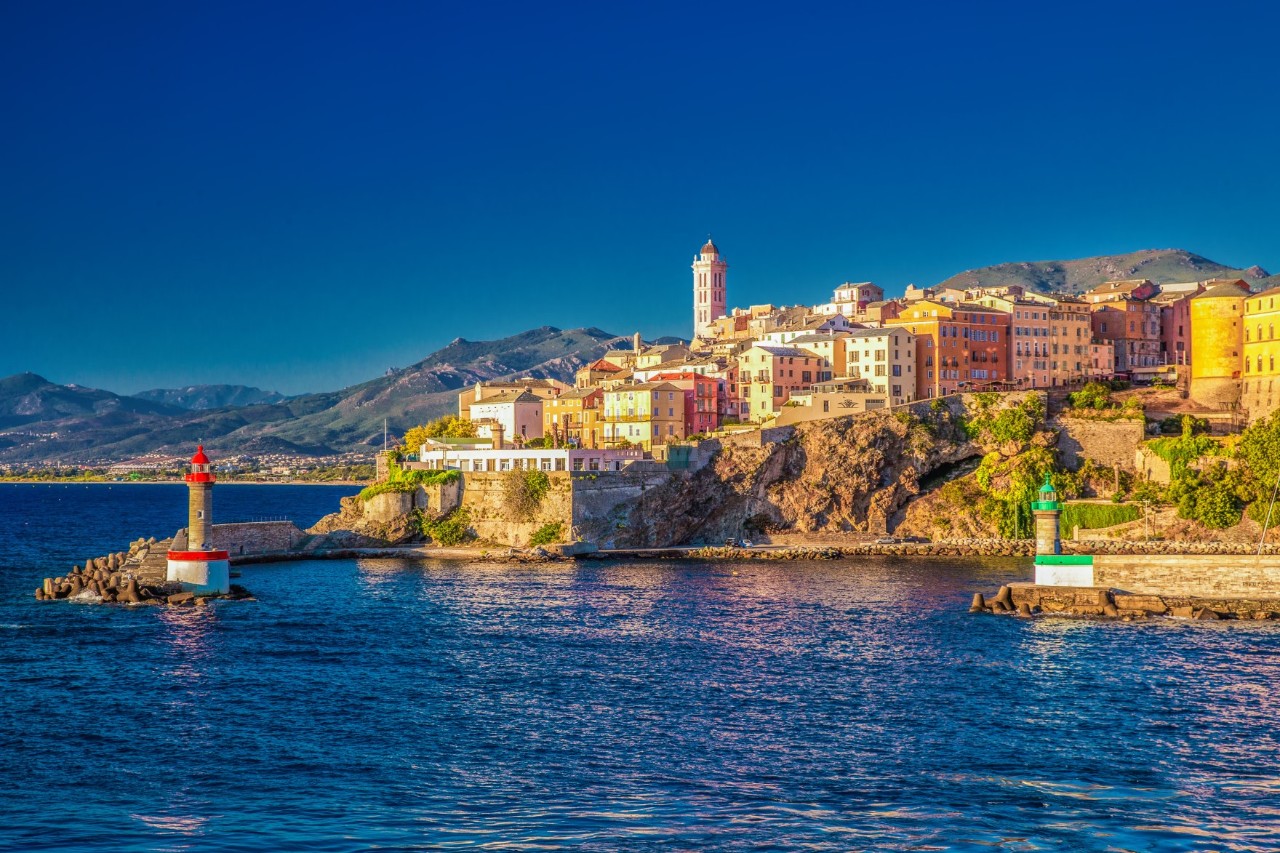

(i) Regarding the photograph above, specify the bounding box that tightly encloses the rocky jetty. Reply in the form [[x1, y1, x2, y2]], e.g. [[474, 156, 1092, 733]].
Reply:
[[34, 536, 254, 606]]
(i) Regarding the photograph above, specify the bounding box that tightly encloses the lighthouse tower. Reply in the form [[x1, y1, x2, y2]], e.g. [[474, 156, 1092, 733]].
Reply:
[[692, 237, 727, 340], [166, 445, 230, 595], [1031, 475, 1062, 557]]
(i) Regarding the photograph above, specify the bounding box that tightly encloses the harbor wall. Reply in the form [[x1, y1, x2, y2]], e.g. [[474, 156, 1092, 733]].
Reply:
[[1093, 554, 1280, 598], [173, 521, 306, 555]]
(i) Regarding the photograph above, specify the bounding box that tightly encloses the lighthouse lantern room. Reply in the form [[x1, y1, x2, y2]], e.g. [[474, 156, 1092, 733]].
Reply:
[[166, 445, 230, 595]]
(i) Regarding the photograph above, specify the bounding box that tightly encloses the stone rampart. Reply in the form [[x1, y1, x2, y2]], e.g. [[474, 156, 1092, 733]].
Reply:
[[362, 481, 460, 524], [459, 470, 575, 546], [1053, 415, 1146, 470], [570, 469, 677, 547]]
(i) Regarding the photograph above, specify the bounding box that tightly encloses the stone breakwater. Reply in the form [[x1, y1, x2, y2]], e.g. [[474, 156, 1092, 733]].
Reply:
[[688, 546, 845, 560], [971, 583, 1280, 621], [33, 536, 253, 607]]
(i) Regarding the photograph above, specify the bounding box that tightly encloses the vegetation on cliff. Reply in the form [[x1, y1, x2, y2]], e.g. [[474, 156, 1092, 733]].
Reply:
[[1060, 503, 1140, 532], [1065, 381, 1144, 421], [358, 461, 458, 501]]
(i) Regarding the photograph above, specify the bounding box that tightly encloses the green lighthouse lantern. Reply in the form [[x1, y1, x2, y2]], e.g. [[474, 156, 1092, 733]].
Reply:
[[1031, 474, 1061, 512]]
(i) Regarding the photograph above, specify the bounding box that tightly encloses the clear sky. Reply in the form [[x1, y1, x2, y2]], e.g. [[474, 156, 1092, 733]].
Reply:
[[3, 0, 1278, 395]]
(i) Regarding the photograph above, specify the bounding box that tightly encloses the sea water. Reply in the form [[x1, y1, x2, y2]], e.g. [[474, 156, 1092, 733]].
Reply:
[[1, 483, 1279, 851]]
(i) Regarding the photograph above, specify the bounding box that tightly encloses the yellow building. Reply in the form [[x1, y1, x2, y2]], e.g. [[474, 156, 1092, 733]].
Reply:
[[1242, 289, 1280, 421], [543, 388, 603, 448], [1188, 282, 1248, 408], [601, 382, 686, 449]]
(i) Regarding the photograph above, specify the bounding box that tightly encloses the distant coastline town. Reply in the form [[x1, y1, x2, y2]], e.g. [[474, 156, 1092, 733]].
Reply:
[[418, 237, 1261, 459], [6, 237, 1273, 478]]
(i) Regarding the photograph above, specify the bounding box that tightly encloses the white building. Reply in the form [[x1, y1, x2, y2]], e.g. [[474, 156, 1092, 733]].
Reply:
[[813, 282, 886, 317], [416, 446, 644, 473], [467, 390, 544, 441]]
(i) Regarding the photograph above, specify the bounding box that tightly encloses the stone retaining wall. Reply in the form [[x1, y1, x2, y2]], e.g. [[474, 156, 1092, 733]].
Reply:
[[1053, 415, 1146, 471]]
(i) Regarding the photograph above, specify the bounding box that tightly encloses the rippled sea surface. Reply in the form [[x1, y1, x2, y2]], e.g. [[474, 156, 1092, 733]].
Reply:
[[3, 484, 1280, 851]]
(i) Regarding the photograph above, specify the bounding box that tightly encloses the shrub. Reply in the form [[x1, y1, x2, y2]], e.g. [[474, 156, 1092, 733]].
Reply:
[[1192, 481, 1242, 529], [503, 468, 551, 521], [422, 507, 472, 546], [1069, 381, 1113, 410], [528, 522, 563, 546], [1247, 500, 1280, 528]]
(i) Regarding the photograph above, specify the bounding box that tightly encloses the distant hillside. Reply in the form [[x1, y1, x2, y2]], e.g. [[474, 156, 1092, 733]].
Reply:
[[936, 249, 1271, 295], [0, 326, 624, 463], [132, 385, 287, 410]]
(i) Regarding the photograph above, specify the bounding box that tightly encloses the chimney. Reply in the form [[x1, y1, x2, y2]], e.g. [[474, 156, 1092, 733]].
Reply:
[[492, 423, 505, 451]]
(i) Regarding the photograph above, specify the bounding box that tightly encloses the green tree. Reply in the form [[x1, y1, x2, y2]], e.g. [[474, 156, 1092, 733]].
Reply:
[[1237, 410, 1280, 503], [401, 416, 477, 453]]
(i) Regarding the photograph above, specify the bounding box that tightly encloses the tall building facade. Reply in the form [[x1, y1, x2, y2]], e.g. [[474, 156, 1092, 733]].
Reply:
[[692, 237, 727, 340]]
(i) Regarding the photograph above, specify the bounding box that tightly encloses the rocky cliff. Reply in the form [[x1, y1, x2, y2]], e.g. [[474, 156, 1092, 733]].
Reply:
[[593, 394, 1048, 547]]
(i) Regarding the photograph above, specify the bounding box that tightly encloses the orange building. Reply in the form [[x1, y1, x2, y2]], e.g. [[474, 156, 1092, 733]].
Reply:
[[885, 300, 1011, 398]]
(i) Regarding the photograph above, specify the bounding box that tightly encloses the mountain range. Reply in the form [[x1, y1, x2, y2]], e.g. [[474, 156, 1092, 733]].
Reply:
[[1, 327, 625, 463], [5, 248, 1277, 464], [936, 249, 1275, 295]]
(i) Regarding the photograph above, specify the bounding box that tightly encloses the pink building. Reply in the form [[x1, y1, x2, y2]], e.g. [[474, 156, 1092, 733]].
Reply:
[[653, 371, 722, 435]]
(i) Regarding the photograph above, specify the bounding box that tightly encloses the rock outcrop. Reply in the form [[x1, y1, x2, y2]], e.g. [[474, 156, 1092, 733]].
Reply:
[[596, 396, 1001, 547]]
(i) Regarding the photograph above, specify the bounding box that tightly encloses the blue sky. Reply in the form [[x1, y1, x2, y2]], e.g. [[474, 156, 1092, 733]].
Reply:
[[3, 0, 1278, 395]]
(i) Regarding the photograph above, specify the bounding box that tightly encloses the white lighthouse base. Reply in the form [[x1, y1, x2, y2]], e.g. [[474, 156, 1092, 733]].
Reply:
[[167, 550, 231, 595]]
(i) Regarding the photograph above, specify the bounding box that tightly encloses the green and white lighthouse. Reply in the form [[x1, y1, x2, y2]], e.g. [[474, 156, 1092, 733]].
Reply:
[[1030, 473, 1095, 586], [1031, 475, 1061, 556]]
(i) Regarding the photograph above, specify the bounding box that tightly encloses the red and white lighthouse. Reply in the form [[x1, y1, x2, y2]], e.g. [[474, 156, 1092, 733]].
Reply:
[[166, 445, 230, 594]]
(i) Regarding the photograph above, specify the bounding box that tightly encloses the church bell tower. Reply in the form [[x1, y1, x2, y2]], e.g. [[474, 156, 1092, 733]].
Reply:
[[692, 237, 727, 340]]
